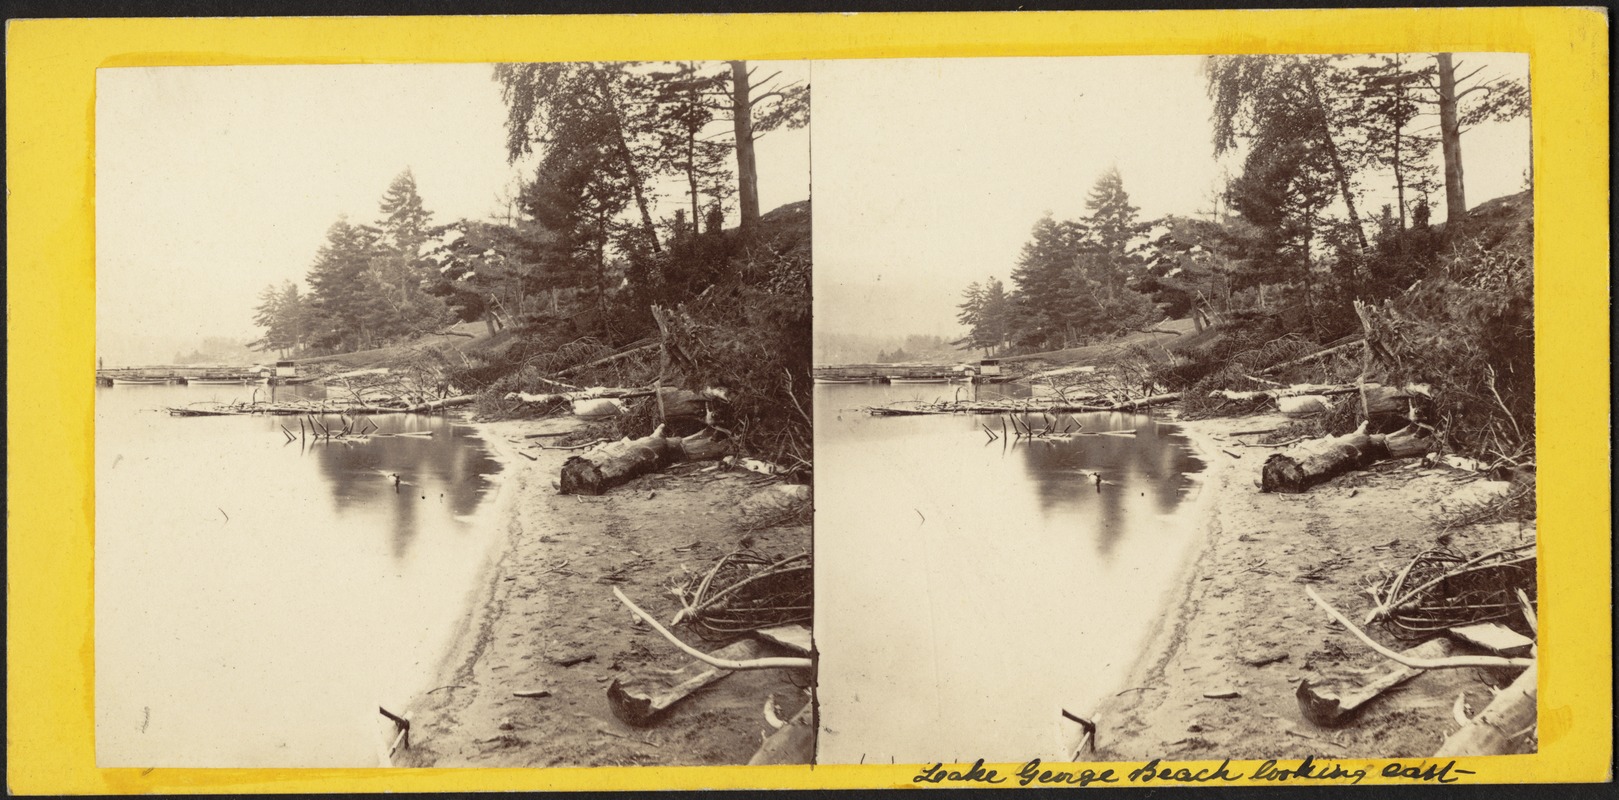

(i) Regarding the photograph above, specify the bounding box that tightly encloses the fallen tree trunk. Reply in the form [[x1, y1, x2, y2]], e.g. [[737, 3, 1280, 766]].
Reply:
[[1110, 392, 1183, 411], [505, 386, 655, 405], [555, 341, 659, 377], [1258, 338, 1364, 375], [1261, 424, 1433, 493], [169, 397, 472, 417], [559, 426, 732, 495], [405, 395, 475, 413], [1211, 382, 1364, 402], [867, 392, 1182, 417], [1433, 660, 1537, 757]]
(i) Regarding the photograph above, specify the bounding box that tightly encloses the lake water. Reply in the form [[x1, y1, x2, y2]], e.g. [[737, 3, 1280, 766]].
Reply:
[[94, 382, 505, 767], [813, 382, 1209, 765]]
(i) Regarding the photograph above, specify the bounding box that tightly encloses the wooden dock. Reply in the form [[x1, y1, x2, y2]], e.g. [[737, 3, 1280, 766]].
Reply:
[[813, 364, 1014, 384], [96, 365, 273, 387]]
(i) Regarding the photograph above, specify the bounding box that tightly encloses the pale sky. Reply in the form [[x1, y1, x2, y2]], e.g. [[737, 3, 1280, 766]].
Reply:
[[812, 54, 1531, 344], [95, 62, 810, 365]]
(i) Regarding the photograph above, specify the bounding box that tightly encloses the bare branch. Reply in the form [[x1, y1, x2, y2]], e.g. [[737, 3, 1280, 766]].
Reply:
[[1454, 64, 1489, 86], [748, 70, 783, 91]]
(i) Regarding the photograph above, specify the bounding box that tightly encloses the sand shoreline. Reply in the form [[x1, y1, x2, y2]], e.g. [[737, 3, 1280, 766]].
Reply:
[[394, 408, 1528, 767], [392, 416, 811, 768], [1093, 412, 1534, 761]]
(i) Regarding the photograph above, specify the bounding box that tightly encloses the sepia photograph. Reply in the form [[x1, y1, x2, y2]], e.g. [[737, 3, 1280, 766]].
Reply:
[[812, 53, 1535, 766], [9, 7, 1607, 794], [94, 60, 812, 768]]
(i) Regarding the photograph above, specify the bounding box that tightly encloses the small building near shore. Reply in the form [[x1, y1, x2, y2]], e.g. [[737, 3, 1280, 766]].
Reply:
[[274, 360, 298, 378]]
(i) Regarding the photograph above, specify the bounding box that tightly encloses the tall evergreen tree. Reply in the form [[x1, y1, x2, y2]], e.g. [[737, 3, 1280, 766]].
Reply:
[[370, 168, 448, 335], [1007, 214, 1084, 350], [305, 217, 386, 351]]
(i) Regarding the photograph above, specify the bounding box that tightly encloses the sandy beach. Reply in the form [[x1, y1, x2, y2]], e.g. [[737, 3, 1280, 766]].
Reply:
[[393, 417, 811, 767], [1094, 411, 1535, 761]]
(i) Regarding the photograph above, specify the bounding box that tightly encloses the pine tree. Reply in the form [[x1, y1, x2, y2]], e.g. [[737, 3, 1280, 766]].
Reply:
[[371, 168, 448, 337], [1073, 169, 1155, 338], [305, 217, 387, 352], [1008, 214, 1083, 350]]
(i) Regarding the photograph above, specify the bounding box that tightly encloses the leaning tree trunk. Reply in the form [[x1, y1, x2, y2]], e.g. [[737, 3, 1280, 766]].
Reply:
[[592, 69, 662, 254], [1261, 425, 1432, 493], [1302, 66, 1369, 251], [559, 426, 731, 495]]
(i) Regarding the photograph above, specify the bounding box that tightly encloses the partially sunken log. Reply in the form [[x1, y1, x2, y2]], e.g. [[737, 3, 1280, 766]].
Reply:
[[558, 426, 732, 495], [1261, 425, 1432, 493]]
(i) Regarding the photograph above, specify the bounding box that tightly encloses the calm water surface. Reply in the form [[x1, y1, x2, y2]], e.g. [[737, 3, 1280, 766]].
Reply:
[[814, 382, 1208, 764], [95, 382, 504, 767]]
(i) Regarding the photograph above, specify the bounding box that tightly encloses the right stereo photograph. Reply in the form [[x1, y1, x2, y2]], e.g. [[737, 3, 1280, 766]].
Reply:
[[811, 52, 1536, 767]]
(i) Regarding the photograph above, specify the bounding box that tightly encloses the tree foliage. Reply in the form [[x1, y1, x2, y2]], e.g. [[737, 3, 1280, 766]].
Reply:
[[258, 172, 454, 355], [971, 169, 1157, 354]]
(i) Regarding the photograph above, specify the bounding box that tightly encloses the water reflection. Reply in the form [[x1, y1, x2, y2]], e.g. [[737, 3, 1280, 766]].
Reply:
[[95, 382, 504, 767], [814, 382, 1207, 764]]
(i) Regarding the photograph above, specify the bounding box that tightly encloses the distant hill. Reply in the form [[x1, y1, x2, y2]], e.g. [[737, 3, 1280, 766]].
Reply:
[[816, 332, 965, 365]]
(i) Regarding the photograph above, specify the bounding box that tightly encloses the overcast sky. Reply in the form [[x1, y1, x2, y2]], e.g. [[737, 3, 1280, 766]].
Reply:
[[812, 54, 1531, 346], [95, 56, 1528, 364], [95, 62, 810, 365]]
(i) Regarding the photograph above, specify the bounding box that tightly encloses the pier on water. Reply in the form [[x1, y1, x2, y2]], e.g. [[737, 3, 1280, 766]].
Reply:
[[96, 360, 301, 386], [813, 359, 1011, 384]]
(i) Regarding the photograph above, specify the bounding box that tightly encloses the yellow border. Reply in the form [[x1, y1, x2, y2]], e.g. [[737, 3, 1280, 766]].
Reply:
[[6, 8, 1609, 793]]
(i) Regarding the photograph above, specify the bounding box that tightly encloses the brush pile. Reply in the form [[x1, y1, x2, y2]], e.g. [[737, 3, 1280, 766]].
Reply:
[[1366, 543, 1537, 639], [673, 549, 812, 638]]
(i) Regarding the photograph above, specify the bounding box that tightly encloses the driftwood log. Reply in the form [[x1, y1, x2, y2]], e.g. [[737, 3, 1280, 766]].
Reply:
[[405, 395, 475, 413], [748, 703, 815, 765], [1296, 638, 1453, 726], [606, 639, 764, 726], [559, 426, 731, 495], [1211, 382, 1363, 402], [1261, 424, 1433, 493], [868, 392, 1182, 417], [1434, 661, 1537, 756], [169, 395, 473, 417], [505, 386, 655, 405]]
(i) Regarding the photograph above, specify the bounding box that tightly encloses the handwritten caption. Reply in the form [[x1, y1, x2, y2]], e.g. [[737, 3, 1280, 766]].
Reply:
[[912, 756, 1476, 787]]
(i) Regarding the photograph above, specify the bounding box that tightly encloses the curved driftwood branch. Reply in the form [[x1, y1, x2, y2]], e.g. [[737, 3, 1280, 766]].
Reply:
[[612, 587, 813, 670], [1304, 586, 1534, 669]]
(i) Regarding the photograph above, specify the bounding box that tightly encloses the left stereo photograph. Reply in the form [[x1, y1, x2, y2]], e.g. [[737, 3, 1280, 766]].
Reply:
[[93, 61, 814, 769]]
